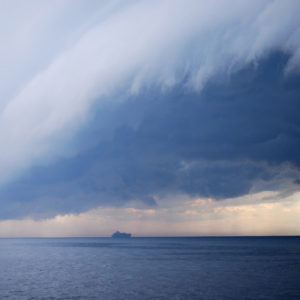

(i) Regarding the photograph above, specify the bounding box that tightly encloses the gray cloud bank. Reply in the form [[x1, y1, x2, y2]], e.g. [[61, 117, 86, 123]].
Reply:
[[0, 1, 300, 218], [1, 52, 300, 218]]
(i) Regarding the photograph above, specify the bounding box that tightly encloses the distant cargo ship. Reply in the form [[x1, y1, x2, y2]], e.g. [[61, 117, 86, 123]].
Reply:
[[111, 231, 132, 238]]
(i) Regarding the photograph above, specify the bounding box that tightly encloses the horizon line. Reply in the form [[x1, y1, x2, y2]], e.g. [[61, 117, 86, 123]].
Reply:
[[0, 235, 299, 239]]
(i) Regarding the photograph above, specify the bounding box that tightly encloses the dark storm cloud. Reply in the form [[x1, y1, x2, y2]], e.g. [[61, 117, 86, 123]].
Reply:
[[0, 52, 299, 219]]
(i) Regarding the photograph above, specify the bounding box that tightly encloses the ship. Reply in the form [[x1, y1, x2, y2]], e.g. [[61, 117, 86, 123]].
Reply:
[[111, 231, 132, 238]]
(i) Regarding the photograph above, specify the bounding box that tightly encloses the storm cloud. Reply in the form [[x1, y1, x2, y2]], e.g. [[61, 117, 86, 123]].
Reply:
[[0, 1, 300, 218], [0, 52, 300, 218]]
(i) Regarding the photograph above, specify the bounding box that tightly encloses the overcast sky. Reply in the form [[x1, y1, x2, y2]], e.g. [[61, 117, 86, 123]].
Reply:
[[0, 0, 300, 236]]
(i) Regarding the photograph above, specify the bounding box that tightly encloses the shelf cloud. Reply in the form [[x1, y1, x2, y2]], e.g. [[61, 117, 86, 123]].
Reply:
[[0, 0, 300, 219]]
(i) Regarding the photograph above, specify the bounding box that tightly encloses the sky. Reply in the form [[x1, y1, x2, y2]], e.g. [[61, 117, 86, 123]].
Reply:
[[0, 0, 300, 237]]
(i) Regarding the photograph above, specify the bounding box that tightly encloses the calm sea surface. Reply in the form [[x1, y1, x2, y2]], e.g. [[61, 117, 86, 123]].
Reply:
[[0, 237, 299, 299]]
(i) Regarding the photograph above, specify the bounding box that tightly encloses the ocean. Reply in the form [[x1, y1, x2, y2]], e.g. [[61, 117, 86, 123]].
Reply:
[[0, 237, 299, 299]]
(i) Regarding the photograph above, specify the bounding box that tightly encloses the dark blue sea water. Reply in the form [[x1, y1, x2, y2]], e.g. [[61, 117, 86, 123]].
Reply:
[[0, 237, 299, 299]]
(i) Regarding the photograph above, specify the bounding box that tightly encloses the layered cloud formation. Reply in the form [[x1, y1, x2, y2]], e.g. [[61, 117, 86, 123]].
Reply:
[[0, 0, 300, 219]]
